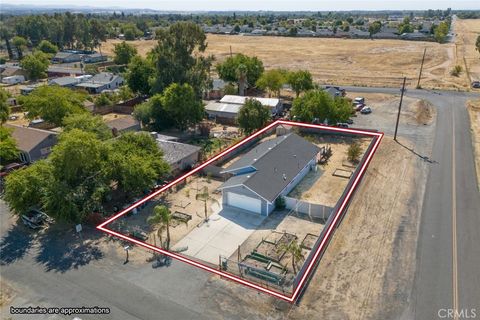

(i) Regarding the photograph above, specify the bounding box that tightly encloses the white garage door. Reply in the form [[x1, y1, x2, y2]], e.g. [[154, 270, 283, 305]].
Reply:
[[227, 192, 262, 214]]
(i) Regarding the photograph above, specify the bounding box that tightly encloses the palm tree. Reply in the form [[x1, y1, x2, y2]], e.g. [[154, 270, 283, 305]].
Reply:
[[147, 205, 172, 250], [236, 63, 247, 96], [195, 186, 219, 222], [277, 240, 304, 274]]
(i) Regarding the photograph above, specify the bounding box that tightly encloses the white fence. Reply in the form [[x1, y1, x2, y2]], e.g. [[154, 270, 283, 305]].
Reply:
[[284, 196, 332, 220]]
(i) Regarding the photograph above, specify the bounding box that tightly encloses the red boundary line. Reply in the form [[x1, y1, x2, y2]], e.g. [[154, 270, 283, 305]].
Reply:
[[97, 120, 383, 303]]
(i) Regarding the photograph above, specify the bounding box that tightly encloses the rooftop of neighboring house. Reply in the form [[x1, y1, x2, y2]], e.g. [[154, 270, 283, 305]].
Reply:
[[4, 124, 58, 153], [219, 133, 320, 203], [155, 139, 201, 165], [105, 115, 139, 131], [220, 95, 280, 108]]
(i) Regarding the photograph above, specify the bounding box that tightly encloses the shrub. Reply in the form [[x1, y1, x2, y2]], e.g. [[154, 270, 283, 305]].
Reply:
[[450, 65, 463, 77], [347, 142, 362, 164], [275, 196, 286, 209]]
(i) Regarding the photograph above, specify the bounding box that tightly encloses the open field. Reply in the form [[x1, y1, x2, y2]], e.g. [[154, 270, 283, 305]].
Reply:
[[454, 18, 480, 85], [102, 20, 480, 90], [467, 99, 480, 190]]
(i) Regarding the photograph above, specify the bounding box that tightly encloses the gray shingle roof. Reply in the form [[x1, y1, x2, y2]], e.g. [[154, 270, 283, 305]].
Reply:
[[220, 133, 320, 202], [156, 140, 201, 165]]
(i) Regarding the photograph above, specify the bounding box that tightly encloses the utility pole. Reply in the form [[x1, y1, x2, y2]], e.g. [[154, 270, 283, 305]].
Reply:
[[229, 45, 233, 58], [416, 48, 427, 89], [394, 77, 407, 141]]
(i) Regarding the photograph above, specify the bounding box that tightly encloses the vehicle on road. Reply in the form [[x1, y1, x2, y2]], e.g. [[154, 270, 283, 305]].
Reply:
[[472, 81, 480, 89], [360, 106, 372, 114], [21, 209, 54, 230]]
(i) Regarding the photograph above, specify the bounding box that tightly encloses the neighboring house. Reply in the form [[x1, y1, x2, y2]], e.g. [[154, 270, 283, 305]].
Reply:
[[205, 102, 242, 124], [219, 95, 282, 114], [52, 52, 82, 64], [1, 67, 28, 80], [48, 76, 81, 88], [5, 124, 58, 163], [324, 86, 346, 98], [20, 83, 43, 95], [83, 53, 108, 64], [76, 72, 124, 94], [105, 115, 140, 135], [47, 65, 85, 78], [218, 133, 320, 216], [205, 78, 227, 100], [155, 136, 201, 172]]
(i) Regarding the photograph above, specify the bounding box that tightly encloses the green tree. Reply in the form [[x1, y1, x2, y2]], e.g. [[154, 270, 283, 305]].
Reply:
[[0, 24, 14, 60], [89, 18, 107, 53], [152, 83, 204, 131], [347, 142, 362, 163], [113, 41, 138, 65], [109, 132, 170, 196], [217, 53, 264, 90], [291, 89, 351, 125], [256, 69, 286, 97], [368, 21, 382, 38], [4, 160, 52, 213], [12, 36, 27, 59], [37, 40, 58, 54], [122, 23, 142, 40], [0, 88, 9, 124], [237, 98, 270, 135], [19, 51, 50, 80], [287, 70, 314, 97], [62, 113, 112, 140], [398, 17, 414, 34], [0, 126, 18, 164], [19, 86, 87, 127], [277, 240, 304, 274], [125, 55, 155, 95], [132, 102, 153, 127], [147, 205, 172, 249], [94, 93, 113, 107], [150, 22, 212, 96], [434, 22, 449, 43], [195, 186, 219, 222]]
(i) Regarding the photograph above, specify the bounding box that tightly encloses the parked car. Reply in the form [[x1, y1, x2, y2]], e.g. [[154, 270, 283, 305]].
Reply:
[[472, 81, 480, 89], [346, 118, 354, 124], [336, 123, 349, 128], [355, 103, 365, 111], [354, 97, 365, 105], [360, 106, 372, 114], [21, 209, 53, 230]]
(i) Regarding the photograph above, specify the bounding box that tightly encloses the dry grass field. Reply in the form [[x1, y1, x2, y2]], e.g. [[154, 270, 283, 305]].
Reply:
[[102, 19, 480, 90]]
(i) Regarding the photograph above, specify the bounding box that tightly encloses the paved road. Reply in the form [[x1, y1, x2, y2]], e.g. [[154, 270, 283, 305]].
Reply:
[[346, 86, 480, 319], [0, 200, 211, 320]]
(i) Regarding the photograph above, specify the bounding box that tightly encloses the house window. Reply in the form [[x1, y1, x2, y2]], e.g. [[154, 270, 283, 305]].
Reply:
[[40, 147, 52, 156]]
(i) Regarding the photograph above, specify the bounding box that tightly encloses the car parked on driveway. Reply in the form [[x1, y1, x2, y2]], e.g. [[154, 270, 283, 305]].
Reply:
[[360, 106, 372, 114], [472, 81, 480, 89], [355, 103, 365, 111], [354, 97, 365, 105]]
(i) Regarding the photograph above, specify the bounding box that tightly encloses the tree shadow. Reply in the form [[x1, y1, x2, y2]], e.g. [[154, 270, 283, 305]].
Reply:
[[395, 140, 439, 164], [34, 225, 104, 273], [0, 220, 35, 265]]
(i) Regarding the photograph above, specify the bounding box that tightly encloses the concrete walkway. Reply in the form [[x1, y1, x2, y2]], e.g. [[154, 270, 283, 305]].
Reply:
[[173, 206, 265, 264]]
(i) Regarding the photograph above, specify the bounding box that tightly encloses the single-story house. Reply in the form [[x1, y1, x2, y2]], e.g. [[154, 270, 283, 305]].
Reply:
[[105, 115, 140, 135], [218, 133, 320, 216], [52, 52, 82, 64], [1, 66, 28, 80], [204, 102, 242, 124], [219, 95, 282, 114], [47, 65, 85, 78], [82, 53, 108, 64], [48, 76, 80, 88], [5, 124, 58, 163], [75, 72, 124, 94], [155, 137, 201, 172]]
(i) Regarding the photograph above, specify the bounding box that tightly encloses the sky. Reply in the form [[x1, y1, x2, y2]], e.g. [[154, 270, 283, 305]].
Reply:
[[4, 0, 480, 11]]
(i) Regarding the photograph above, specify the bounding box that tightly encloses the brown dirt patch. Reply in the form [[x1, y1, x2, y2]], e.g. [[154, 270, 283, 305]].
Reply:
[[467, 99, 480, 190]]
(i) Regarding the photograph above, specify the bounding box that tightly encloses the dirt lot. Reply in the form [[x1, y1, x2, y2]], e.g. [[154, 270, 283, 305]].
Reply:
[[454, 19, 480, 86], [102, 24, 477, 90], [467, 99, 480, 190], [289, 136, 372, 207]]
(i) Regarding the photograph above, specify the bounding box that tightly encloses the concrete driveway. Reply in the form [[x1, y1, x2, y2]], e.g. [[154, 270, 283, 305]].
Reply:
[[173, 206, 265, 264]]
